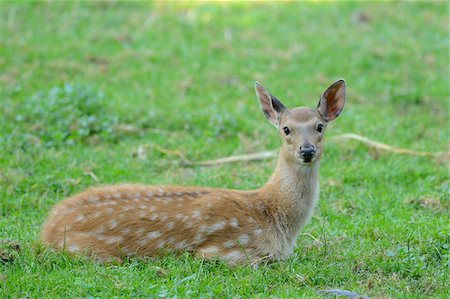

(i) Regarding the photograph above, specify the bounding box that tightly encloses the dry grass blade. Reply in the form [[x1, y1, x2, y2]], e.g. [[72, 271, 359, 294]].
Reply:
[[83, 171, 100, 183], [141, 144, 192, 164]]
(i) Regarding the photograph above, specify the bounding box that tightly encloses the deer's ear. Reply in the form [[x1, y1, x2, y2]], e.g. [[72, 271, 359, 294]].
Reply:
[[317, 79, 346, 123], [255, 82, 286, 127]]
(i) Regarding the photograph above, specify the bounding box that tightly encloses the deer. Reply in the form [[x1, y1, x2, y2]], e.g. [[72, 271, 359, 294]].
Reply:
[[40, 79, 346, 265]]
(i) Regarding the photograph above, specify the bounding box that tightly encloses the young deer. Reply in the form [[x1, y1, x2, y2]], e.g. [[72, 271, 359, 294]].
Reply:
[[41, 79, 346, 265]]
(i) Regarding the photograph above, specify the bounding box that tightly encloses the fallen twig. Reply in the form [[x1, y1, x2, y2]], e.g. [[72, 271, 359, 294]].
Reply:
[[188, 150, 277, 166], [140, 133, 447, 167], [330, 133, 437, 157]]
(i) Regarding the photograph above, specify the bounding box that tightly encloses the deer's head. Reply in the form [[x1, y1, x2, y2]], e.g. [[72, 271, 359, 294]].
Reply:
[[255, 80, 346, 165]]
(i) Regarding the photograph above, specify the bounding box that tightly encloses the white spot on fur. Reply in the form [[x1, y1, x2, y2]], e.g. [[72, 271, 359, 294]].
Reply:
[[122, 246, 134, 255], [146, 191, 153, 198], [208, 222, 225, 233], [167, 237, 176, 244], [247, 217, 255, 223], [225, 250, 244, 262], [88, 196, 99, 203], [149, 206, 157, 212], [138, 231, 161, 246], [192, 210, 201, 219], [113, 191, 121, 199], [175, 192, 183, 196], [254, 227, 263, 236], [139, 211, 146, 217], [96, 234, 107, 241], [146, 231, 161, 239], [194, 234, 204, 244], [158, 188, 164, 196], [185, 221, 193, 228], [166, 222, 175, 229], [156, 240, 166, 248], [106, 208, 114, 214], [238, 234, 250, 245], [159, 214, 168, 221], [109, 220, 118, 229], [175, 213, 183, 220], [74, 215, 85, 222], [121, 228, 130, 235], [224, 240, 234, 248], [105, 236, 124, 245], [230, 218, 239, 228], [175, 240, 187, 249], [95, 225, 105, 234], [122, 205, 134, 212], [136, 228, 145, 235], [207, 203, 212, 208], [150, 214, 158, 221], [67, 244, 79, 252], [200, 246, 219, 256]]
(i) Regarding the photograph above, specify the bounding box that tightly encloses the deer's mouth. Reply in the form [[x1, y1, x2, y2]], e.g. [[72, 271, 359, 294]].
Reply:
[[296, 153, 316, 164], [302, 157, 313, 163]]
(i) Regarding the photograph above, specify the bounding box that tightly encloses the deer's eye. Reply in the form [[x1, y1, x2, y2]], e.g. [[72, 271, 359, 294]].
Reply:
[[317, 124, 324, 133], [283, 126, 291, 135]]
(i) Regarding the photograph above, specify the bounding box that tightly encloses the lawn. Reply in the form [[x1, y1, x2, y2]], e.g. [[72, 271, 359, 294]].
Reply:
[[0, 1, 448, 298]]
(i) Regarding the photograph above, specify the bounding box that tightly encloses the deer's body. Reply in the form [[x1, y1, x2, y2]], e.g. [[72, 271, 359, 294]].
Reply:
[[41, 80, 346, 265]]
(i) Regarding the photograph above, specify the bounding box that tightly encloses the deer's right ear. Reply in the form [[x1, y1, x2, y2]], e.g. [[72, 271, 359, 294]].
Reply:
[[255, 82, 286, 127]]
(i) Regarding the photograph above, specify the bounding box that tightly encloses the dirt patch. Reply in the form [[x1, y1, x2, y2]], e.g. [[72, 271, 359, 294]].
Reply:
[[407, 197, 449, 213], [0, 240, 20, 263]]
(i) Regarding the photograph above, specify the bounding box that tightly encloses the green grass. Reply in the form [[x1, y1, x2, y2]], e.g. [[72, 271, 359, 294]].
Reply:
[[1, 1, 449, 298]]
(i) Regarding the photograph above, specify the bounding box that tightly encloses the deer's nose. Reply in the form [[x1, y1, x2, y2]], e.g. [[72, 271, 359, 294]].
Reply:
[[300, 144, 315, 158]]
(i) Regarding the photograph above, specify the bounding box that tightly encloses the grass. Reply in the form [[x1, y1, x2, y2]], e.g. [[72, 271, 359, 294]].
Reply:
[[0, 1, 448, 298]]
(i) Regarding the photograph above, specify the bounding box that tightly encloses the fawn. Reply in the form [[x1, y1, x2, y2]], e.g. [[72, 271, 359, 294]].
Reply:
[[41, 79, 346, 265]]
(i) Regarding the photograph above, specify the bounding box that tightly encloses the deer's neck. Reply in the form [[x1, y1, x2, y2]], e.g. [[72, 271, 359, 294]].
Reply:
[[261, 147, 320, 251]]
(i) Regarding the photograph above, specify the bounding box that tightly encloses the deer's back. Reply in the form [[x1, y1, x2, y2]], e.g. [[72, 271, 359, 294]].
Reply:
[[41, 184, 276, 263]]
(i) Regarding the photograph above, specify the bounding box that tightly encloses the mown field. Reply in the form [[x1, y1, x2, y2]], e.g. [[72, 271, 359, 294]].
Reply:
[[0, 1, 448, 298]]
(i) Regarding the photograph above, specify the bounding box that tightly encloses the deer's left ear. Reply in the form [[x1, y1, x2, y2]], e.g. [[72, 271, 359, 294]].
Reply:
[[317, 79, 346, 122]]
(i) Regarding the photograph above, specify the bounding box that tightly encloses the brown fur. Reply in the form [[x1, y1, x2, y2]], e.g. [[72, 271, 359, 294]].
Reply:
[[40, 80, 346, 265]]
